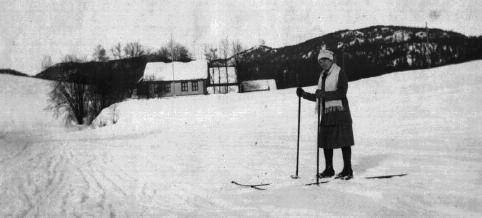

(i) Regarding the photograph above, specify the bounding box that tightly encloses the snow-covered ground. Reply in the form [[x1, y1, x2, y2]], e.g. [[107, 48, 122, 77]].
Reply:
[[1, 61, 481, 216]]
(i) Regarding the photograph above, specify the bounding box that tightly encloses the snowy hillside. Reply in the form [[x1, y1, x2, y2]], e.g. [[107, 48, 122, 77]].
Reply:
[[1, 61, 482, 216], [0, 74, 64, 133]]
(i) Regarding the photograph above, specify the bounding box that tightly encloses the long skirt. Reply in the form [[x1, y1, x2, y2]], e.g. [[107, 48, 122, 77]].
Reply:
[[317, 108, 354, 149], [318, 124, 354, 149]]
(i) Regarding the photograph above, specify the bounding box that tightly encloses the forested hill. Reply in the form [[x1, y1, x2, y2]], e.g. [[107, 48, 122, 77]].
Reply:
[[213, 25, 482, 88]]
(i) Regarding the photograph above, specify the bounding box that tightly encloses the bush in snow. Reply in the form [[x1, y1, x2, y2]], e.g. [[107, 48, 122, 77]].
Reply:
[[45, 55, 144, 125], [47, 72, 91, 125]]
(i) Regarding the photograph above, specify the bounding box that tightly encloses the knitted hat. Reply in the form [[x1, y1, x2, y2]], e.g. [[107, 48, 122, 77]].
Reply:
[[317, 49, 334, 61]]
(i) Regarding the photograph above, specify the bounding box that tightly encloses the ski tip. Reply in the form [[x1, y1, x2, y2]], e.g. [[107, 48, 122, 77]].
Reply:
[[365, 173, 407, 179], [305, 181, 329, 186]]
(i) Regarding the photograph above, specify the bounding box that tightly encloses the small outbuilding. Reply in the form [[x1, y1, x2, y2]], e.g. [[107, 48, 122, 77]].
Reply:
[[207, 65, 239, 94], [136, 60, 208, 98], [240, 79, 277, 92], [207, 58, 240, 94]]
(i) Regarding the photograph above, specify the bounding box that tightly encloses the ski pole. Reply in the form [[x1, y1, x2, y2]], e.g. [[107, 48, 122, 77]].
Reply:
[[292, 71, 301, 179], [293, 87, 301, 179], [316, 97, 321, 185], [288, 65, 301, 179], [316, 73, 327, 185]]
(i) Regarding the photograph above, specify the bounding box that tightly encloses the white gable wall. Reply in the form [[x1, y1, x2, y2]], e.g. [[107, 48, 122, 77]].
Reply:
[[209, 66, 237, 83]]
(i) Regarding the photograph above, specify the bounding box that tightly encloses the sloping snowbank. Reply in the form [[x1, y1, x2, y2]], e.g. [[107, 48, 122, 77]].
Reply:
[[91, 103, 119, 128], [0, 74, 64, 133]]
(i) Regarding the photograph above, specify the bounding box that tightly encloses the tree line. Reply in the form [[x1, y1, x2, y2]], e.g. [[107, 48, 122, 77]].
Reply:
[[44, 38, 247, 126]]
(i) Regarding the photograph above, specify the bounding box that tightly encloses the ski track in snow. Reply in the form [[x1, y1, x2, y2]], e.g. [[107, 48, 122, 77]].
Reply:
[[1, 62, 482, 216]]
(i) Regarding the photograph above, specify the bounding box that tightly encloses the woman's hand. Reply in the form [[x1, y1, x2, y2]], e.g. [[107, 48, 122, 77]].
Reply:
[[296, 87, 304, 97], [315, 89, 325, 98]]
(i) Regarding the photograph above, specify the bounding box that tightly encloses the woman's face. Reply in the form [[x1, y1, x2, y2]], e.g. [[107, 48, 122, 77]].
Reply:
[[318, 58, 333, 71]]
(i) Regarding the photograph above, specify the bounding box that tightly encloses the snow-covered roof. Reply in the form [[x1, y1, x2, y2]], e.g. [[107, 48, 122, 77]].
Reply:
[[141, 60, 208, 82]]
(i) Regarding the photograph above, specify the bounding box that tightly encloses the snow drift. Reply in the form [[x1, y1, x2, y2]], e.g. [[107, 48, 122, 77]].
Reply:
[[0, 74, 64, 133]]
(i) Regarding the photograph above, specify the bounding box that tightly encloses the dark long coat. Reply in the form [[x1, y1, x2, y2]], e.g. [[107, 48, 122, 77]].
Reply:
[[302, 68, 355, 149]]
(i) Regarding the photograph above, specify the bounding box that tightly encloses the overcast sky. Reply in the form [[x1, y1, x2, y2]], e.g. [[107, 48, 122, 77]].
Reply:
[[1, 0, 481, 75]]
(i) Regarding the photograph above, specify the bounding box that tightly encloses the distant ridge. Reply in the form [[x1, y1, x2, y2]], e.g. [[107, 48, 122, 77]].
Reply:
[[212, 25, 482, 88], [0, 69, 29, 77]]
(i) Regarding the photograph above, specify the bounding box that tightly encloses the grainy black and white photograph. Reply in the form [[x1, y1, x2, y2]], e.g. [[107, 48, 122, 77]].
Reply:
[[1, 0, 481, 216]]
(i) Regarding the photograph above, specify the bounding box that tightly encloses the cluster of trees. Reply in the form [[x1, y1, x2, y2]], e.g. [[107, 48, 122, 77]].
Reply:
[[202, 38, 245, 62], [93, 40, 192, 62], [44, 39, 195, 125]]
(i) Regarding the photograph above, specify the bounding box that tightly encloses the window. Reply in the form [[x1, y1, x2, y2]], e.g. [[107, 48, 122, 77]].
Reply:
[[181, 82, 188, 92], [192, 81, 199, 91], [164, 83, 171, 93]]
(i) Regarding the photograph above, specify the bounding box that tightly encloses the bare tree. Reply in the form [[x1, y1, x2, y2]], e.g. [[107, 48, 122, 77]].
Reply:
[[231, 40, 245, 68], [62, 55, 78, 63], [176, 46, 191, 61], [111, 43, 123, 59], [203, 44, 218, 61], [48, 79, 87, 125], [220, 38, 231, 60], [47, 54, 95, 125], [123, 42, 147, 58], [231, 40, 244, 57], [203, 44, 219, 93], [62, 54, 85, 63], [219, 38, 231, 93], [231, 40, 244, 88], [41, 55, 53, 70], [47, 57, 89, 125], [93, 45, 109, 61], [165, 39, 192, 61], [153, 47, 171, 60]]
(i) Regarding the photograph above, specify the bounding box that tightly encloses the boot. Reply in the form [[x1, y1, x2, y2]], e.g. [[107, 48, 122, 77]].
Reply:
[[335, 168, 353, 180], [336, 147, 353, 180], [317, 167, 335, 178], [318, 148, 334, 178]]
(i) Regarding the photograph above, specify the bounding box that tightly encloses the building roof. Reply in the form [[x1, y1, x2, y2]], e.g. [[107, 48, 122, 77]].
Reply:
[[141, 60, 208, 82]]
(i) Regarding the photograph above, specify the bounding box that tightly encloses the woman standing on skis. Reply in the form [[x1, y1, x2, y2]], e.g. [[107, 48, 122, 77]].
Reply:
[[296, 49, 355, 180]]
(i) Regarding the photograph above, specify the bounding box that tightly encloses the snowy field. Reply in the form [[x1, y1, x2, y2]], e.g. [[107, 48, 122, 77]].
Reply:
[[1, 61, 482, 217]]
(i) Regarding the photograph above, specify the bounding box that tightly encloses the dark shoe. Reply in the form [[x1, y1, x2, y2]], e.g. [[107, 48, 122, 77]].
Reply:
[[317, 168, 335, 178], [335, 168, 353, 180]]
